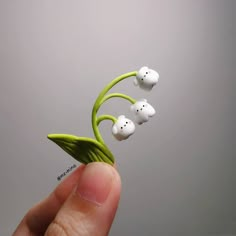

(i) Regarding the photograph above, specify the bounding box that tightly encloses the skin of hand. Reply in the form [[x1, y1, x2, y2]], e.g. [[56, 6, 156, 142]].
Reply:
[[13, 162, 121, 236]]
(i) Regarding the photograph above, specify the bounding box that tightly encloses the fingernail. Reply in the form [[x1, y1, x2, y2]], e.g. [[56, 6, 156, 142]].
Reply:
[[76, 162, 114, 206]]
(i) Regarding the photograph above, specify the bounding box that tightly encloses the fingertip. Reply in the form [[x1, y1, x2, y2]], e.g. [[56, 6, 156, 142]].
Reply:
[[46, 162, 121, 236], [75, 162, 117, 206]]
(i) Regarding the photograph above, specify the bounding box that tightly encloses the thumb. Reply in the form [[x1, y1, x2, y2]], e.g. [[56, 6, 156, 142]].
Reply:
[[45, 162, 121, 236]]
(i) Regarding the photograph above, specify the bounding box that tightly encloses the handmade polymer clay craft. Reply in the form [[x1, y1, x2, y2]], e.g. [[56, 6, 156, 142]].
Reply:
[[130, 99, 156, 125], [48, 66, 159, 165]]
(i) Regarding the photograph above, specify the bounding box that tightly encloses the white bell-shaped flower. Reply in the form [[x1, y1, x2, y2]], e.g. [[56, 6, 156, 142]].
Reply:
[[134, 66, 159, 91], [130, 99, 155, 125], [112, 115, 135, 141]]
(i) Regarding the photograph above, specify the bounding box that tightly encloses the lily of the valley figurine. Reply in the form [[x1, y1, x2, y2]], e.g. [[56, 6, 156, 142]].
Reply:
[[48, 66, 159, 165]]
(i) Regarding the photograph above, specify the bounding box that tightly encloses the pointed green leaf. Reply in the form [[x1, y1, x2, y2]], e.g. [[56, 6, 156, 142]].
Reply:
[[47, 134, 114, 165]]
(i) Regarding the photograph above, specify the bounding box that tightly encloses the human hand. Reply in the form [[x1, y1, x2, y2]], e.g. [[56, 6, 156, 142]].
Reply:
[[13, 162, 121, 236]]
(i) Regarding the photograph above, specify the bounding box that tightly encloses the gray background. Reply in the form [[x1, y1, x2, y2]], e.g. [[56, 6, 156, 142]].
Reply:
[[0, 0, 235, 235]]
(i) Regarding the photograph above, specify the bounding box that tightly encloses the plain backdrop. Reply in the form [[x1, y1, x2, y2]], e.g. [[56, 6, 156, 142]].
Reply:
[[0, 0, 235, 235]]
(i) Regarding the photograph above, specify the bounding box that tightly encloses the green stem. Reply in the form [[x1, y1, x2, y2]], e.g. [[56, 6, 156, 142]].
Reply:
[[97, 115, 117, 126], [92, 71, 137, 144], [99, 93, 136, 108]]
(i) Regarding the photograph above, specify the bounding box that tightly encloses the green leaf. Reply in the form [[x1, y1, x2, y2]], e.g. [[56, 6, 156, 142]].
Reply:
[[47, 134, 114, 165]]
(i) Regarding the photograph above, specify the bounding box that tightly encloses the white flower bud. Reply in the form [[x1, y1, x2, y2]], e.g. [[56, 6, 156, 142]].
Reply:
[[112, 115, 135, 141], [130, 99, 155, 125], [134, 66, 159, 91]]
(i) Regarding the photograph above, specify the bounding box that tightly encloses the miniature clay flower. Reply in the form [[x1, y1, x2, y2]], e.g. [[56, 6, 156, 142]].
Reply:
[[130, 99, 155, 125], [112, 115, 135, 141], [134, 66, 159, 91], [48, 67, 158, 164]]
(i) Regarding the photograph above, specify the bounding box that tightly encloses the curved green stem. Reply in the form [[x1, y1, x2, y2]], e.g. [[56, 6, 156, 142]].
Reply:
[[99, 93, 136, 109], [92, 71, 137, 144], [97, 115, 117, 126]]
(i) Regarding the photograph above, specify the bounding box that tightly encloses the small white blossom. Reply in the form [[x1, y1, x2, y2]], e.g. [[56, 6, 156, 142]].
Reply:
[[130, 99, 155, 125], [134, 66, 159, 91], [112, 115, 135, 141]]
